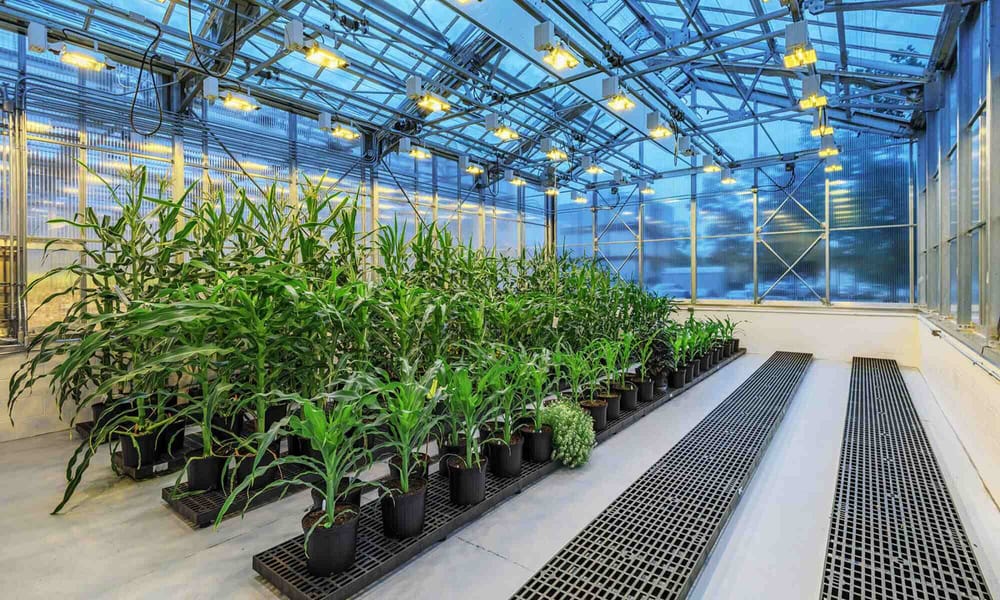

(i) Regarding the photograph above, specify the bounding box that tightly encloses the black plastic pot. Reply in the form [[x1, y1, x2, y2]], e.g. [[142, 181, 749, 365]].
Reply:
[[668, 367, 686, 389], [119, 432, 157, 468], [157, 419, 187, 458], [689, 360, 700, 379], [389, 452, 430, 481], [699, 354, 711, 372], [187, 455, 225, 491], [287, 435, 311, 457], [90, 402, 107, 428], [235, 449, 277, 490], [637, 379, 655, 402], [302, 509, 359, 576], [581, 401, 608, 431], [653, 371, 668, 390], [520, 426, 553, 462], [599, 391, 621, 420], [438, 441, 466, 479], [448, 459, 486, 506], [488, 434, 523, 478], [616, 384, 638, 411], [722, 341, 733, 358], [380, 479, 427, 538]]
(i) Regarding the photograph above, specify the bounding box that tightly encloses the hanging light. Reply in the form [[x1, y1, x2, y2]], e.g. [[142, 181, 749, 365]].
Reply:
[[545, 185, 560, 197], [799, 75, 827, 110], [406, 75, 451, 113], [824, 157, 843, 173], [541, 138, 568, 162], [535, 22, 579, 71], [221, 90, 259, 112], [640, 179, 655, 195], [602, 76, 635, 112], [486, 113, 520, 142], [818, 135, 839, 158], [459, 155, 484, 175], [57, 43, 108, 71], [783, 21, 817, 69], [646, 111, 673, 139], [573, 194, 589, 204], [398, 138, 431, 160], [582, 156, 603, 175], [810, 110, 834, 137], [720, 167, 736, 185], [329, 122, 360, 141], [703, 156, 722, 173], [304, 42, 349, 70], [505, 168, 526, 186]]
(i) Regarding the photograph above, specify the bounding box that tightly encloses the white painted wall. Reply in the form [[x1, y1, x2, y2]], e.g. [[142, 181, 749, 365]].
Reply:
[[680, 304, 920, 367], [914, 316, 1000, 503], [0, 352, 73, 443]]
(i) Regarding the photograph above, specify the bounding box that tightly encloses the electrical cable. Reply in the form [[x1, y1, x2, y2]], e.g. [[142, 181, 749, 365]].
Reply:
[[129, 21, 164, 136], [187, 0, 237, 78]]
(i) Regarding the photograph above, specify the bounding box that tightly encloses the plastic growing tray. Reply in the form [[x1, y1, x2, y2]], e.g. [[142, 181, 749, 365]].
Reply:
[[111, 432, 203, 480], [818, 358, 993, 600], [512, 351, 812, 600], [252, 349, 748, 600]]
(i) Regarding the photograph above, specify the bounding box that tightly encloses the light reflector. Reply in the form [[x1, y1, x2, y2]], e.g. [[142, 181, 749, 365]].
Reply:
[[57, 43, 108, 71], [221, 90, 259, 112], [305, 42, 348, 70]]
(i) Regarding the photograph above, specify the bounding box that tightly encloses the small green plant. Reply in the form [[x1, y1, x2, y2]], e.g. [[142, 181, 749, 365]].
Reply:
[[542, 400, 595, 468], [377, 362, 444, 493]]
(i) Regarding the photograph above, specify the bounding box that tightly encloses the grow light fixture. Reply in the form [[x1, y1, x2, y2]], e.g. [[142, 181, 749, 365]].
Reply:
[[486, 113, 519, 142], [203, 77, 220, 102], [221, 90, 259, 112], [824, 157, 843, 173], [57, 43, 108, 71], [818, 135, 839, 158], [505, 168, 526, 186], [646, 111, 673, 139], [720, 167, 736, 185], [799, 75, 827, 110], [284, 19, 305, 51], [545, 185, 560, 197], [27, 23, 47, 53], [535, 22, 579, 71], [602, 76, 635, 112], [305, 42, 348, 70], [582, 156, 603, 175], [541, 138, 567, 162], [703, 156, 722, 173], [459, 155, 483, 176], [810, 110, 834, 137], [329, 122, 360, 141], [639, 180, 655, 195], [406, 75, 450, 113], [573, 194, 589, 204], [783, 21, 817, 69]]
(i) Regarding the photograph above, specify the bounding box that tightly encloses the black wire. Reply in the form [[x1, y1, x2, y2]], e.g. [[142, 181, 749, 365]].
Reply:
[[130, 22, 164, 137], [187, 0, 237, 78]]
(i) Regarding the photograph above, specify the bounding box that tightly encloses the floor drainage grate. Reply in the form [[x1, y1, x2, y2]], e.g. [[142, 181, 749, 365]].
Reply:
[[511, 351, 812, 600], [251, 350, 747, 600], [819, 357, 993, 600]]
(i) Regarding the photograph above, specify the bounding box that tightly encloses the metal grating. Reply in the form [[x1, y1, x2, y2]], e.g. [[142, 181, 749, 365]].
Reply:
[[819, 357, 993, 600], [251, 350, 749, 600], [512, 351, 813, 600]]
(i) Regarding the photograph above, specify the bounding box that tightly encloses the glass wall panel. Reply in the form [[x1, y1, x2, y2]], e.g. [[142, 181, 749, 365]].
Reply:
[[831, 228, 909, 303], [697, 235, 753, 300], [643, 240, 691, 298]]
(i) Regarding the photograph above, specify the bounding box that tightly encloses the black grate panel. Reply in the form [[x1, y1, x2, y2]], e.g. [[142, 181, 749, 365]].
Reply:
[[252, 350, 748, 600], [512, 351, 813, 600], [819, 357, 993, 600]]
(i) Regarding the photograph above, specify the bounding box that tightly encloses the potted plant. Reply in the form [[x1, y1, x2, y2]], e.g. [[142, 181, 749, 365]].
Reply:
[[562, 349, 607, 432], [519, 350, 555, 462], [216, 397, 372, 576], [443, 366, 499, 505], [669, 329, 690, 389], [376, 363, 443, 538], [483, 360, 523, 478], [632, 334, 656, 402], [611, 333, 639, 411], [592, 340, 622, 420]]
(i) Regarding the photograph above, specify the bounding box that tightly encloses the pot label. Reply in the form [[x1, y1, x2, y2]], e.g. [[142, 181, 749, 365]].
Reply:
[[153, 462, 168, 473]]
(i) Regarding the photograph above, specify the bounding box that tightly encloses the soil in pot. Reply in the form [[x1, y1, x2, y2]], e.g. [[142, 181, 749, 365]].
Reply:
[[615, 383, 638, 411], [438, 439, 466, 479], [580, 400, 608, 431], [119, 431, 157, 468], [187, 455, 226, 491], [310, 477, 364, 512], [520, 425, 553, 462], [448, 458, 486, 506], [302, 507, 359, 576], [380, 479, 427, 538], [389, 453, 430, 481], [487, 433, 523, 478], [637, 379, 655, 402]]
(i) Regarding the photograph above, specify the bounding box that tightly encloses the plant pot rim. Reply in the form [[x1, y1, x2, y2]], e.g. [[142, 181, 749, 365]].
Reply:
[[383, 477, 427, 497], [487, 431, 523, 446], [446, 457, 486, 470], [580, 399, 608, 408], [519, 424, 553, 434], [302, 506, 358, 530]]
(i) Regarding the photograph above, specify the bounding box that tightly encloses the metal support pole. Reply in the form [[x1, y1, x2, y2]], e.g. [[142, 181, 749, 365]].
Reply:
[[690, 172, 698, 301], [753, 186, 759, 304], [825, 174, 832, 304], [987, 0, 1000, 338], [956, 15, 973, 324]]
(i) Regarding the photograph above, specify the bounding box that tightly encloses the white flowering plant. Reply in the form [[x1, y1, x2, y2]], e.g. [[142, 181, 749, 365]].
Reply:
[[541, 400, 595, 468]]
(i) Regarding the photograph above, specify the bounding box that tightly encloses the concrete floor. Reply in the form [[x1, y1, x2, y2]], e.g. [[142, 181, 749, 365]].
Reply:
[[1, 355, 998, 600]]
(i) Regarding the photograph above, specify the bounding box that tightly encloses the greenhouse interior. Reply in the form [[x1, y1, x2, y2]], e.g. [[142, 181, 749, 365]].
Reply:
[[0, 0, 998, 598]]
